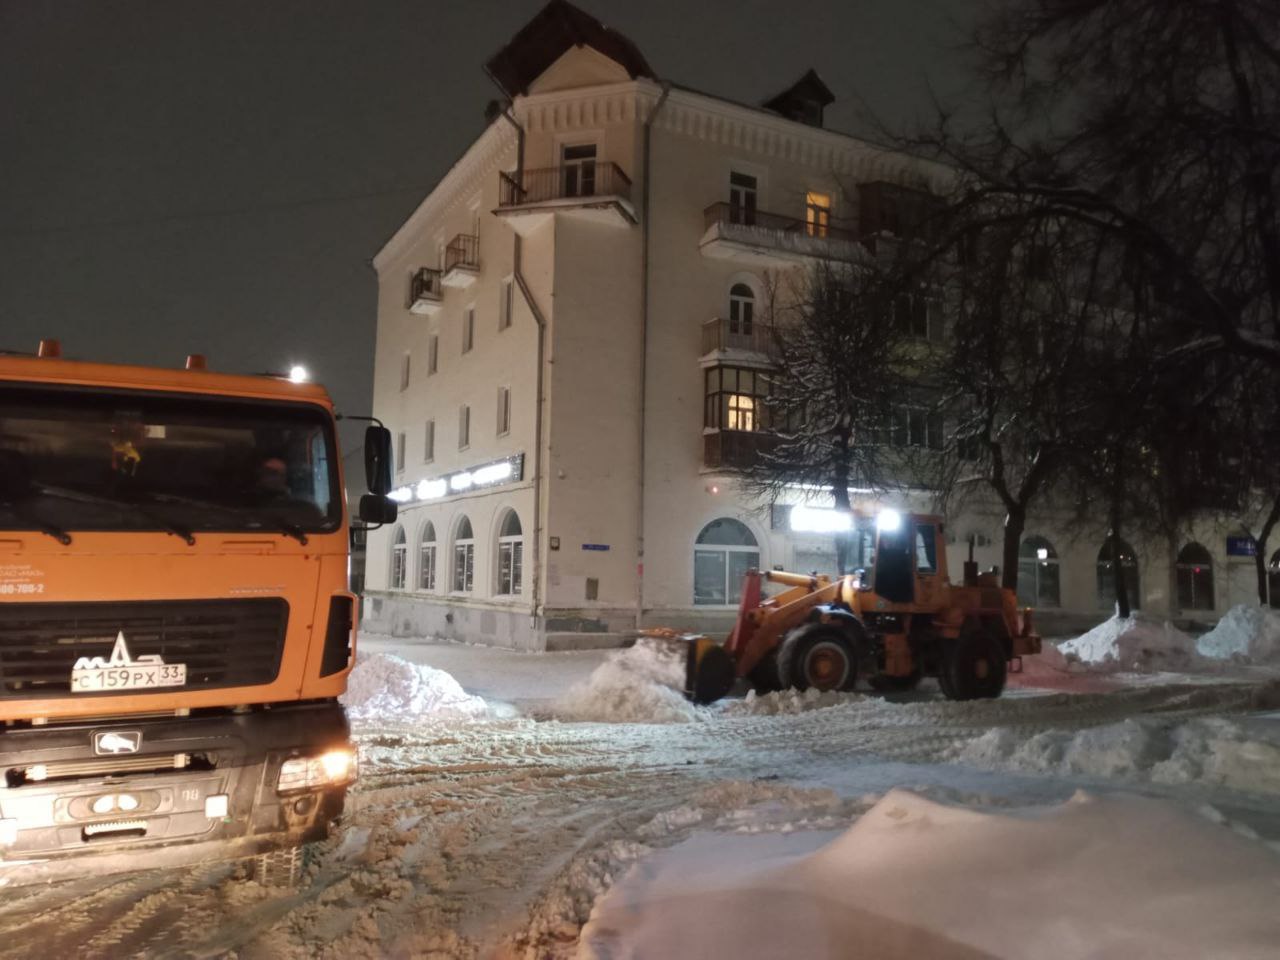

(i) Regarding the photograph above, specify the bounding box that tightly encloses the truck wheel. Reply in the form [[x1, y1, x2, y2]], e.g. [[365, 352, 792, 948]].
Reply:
[[943, 629, 1007, 701], [779, 625, 858, 693], [251, 844, 306, 887], [749, 648, 784, 694]]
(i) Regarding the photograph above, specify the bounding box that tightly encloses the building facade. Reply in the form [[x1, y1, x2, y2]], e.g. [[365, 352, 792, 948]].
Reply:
[[363, 1, 1275, 648]]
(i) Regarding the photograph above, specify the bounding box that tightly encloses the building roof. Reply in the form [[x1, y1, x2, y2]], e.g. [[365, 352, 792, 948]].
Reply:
[[485, 0, 653, 97], [762, 68, 835, 125]]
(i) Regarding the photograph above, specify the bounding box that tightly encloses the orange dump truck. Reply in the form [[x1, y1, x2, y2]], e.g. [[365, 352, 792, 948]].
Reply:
[[0, 342, 396, 884]]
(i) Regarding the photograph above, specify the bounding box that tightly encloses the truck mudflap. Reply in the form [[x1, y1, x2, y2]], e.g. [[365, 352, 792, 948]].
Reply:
[[0, 701, 354, 887]]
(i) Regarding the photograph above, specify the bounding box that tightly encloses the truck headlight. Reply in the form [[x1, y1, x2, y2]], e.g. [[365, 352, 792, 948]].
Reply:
[[277, 747, 358, 793]]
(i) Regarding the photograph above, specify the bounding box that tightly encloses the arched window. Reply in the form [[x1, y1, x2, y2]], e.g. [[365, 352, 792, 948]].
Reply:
[[390, 526, 407, 591], [728, 283, 755, 336], [452, 516, 474, 593], [694, 518, 759, 606], [1176, 542, 1215, 611], [1269, 549, 1280, 610], [496, 510, 524, 596], [1096, 537, 1140, 611], [418, 522, 436, 591], [1017, 535, 1060, 608]]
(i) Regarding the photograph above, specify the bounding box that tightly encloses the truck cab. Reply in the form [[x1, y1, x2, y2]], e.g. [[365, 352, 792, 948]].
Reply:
[[0, 344, 394, 884]]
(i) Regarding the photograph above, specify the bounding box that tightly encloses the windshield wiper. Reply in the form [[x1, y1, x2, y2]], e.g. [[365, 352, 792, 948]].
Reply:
[[260, 516, 309, 546], [34, 485, 196, 546], [146, 495, 310, 546], [0, 500, 73, 545]]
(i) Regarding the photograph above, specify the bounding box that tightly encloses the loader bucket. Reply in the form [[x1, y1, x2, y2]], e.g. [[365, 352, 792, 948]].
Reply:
[[684, 636, 736, 705]]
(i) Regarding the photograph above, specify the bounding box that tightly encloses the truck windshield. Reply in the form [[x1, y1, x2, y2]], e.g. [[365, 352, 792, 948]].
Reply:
[[0, 384, 341, 536]]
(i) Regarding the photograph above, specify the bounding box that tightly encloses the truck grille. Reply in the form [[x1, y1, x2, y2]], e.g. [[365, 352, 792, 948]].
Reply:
[[0, 599, 288, 698]]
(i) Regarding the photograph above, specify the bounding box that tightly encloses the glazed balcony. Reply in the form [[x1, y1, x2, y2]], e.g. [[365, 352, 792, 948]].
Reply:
[[699, 202, 867, 267], [408, 268, 443, 315], [703, 429, 778, 471], [442, 234, 479, 288], [495, 162, 637, 236]]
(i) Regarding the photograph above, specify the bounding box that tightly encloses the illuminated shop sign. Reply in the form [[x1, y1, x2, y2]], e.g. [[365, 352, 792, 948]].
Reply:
[[390, 454, 524, 504]]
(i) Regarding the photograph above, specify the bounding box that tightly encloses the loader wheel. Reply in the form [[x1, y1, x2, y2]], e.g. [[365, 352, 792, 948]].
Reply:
[[779, 626, 858, 693], [942, 629, 1006, 701], [250, 844, 307, 887], [748, 648, 784, 695]]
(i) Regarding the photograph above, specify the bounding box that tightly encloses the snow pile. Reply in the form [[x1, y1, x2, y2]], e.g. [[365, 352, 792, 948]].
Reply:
[[550, 638, 704, 723], [724, 686, 866, 716], [1056, 614, 1197, 671], [954, 715, 1280, 795], [341, 652, 491, 722], [579, 789, 1280, 959], [1196, 604, 1280, 664]]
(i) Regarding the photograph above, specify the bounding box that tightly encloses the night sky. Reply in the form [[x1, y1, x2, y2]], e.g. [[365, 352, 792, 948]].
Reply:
[[1, 0, 971, 442]]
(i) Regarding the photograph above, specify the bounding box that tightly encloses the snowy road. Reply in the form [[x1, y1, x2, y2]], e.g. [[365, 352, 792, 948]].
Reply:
[[0, 643, 1277, 959]]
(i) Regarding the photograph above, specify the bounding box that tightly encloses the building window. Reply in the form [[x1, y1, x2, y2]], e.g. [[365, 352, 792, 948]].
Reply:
[[728, 283, 754, 335], [891, 406, 943, 449], [562, 143, 597, 197], [463, 308, 475, 354], [1097, 537, 1140, 612], [497, 386, 511, 436], [390, 526, 407, 590], [1176, 542, 1215, 611], [452, 515, 474, 593], [423, 420, 435, 462], [1017, 536, 1061, 608], [705, 367, 769, 431], [694, 518, 759, 605], [418, 522, 436, 591], [729, 171, 757, 225], [805, 191, 831, 237], [496, 510, 523, 596], [395, 431, 406, 472], [400, 353, 411, 391], [458, 405, 470, 449], [428, 334, 439, 375], [894, 293, 937, 340], [500, 279, 513, 330]]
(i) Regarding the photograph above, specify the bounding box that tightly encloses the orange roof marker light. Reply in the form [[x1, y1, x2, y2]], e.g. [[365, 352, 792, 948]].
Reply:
[[38, 338, 61, 358]]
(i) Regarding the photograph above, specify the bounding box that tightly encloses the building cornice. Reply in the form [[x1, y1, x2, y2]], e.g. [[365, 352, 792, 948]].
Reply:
[[372, 120, 517, 274]]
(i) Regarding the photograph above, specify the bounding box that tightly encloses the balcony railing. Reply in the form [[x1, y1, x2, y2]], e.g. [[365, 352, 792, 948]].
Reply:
[[702, 202, 859, 243], [409, 267, 442, 313], [701, 317, 777, 356], [499, 162, 633, 208], [703, 429, 778, 471], [444, 234, 479, 274]]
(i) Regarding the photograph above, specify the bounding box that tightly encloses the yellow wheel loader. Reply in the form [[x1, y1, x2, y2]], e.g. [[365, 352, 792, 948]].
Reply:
[[677, 510, 1041, 704]]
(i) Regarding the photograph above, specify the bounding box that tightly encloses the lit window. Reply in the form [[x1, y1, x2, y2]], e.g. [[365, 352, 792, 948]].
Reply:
[[705, 367, 769, 432], [496, 511, 523, 596], [805, 191, 831, 238], [727, 394, 755, 431]]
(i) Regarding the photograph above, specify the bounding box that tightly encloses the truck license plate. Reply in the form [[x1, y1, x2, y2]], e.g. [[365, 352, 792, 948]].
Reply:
[[71, 664, 187, 692]]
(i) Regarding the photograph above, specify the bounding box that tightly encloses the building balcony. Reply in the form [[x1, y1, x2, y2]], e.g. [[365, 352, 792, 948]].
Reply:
[[700, 317, 777, 364], [442, 234, 479, 288], [703, 429, 777, 471], [700, 202, 868, 267], [494, 163, 637, 236], [408, 267, 443, 315]]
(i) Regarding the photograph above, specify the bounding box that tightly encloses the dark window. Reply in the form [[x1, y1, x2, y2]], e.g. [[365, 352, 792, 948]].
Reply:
[[729, 172, 757, 226], [728, 283, 755, 335], [1017, 536, 1061, 608], [694, 518, 759, 605], [1097, 537, 1140, 611], [1175, 542, 1215, 611], [891, 406, 942, 450], [562, 144, 597, 198]]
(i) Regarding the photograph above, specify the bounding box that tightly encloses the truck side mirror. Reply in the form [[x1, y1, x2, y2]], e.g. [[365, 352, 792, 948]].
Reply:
[[364, 425, 393, 496], [358, 493, 397, 524]]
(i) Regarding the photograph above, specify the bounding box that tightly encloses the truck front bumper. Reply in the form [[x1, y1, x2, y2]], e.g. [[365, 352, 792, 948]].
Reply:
[[0, 701, 353, 886]]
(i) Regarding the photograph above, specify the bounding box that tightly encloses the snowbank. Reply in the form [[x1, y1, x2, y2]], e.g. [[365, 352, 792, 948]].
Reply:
[[340, 652, 491, 722], [954, 715, 1280, 795], [1196, 604, 1280, 664], [579, 789, 1280, 959], [1055, 614, 1196, 671], [550, 638, 704, 723], [723, 686, 866, 716]]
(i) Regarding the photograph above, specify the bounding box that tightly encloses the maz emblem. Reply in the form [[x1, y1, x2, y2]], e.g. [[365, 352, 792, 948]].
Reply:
[[94, 731, 142, 755]]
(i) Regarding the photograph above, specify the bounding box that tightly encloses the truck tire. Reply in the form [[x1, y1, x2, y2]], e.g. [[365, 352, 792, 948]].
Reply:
[[251, 844, 306, 887], [778, 625, 858, 693], [942, 627, 1007, 701]]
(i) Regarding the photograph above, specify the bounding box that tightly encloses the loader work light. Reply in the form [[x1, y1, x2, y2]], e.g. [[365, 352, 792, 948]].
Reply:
[[876, 508, 902, 532], [789, 505, 852, 533]]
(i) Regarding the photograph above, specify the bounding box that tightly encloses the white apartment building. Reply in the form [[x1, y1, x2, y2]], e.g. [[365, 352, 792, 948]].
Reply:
[[364, 1, 1274, 649]]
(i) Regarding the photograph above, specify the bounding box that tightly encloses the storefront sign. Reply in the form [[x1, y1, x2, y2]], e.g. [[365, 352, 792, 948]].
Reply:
[[389, 453, 524, 505]]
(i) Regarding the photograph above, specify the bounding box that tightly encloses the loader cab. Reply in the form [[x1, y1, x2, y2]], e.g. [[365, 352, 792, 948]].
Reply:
[[871, 511, 948, 606]]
